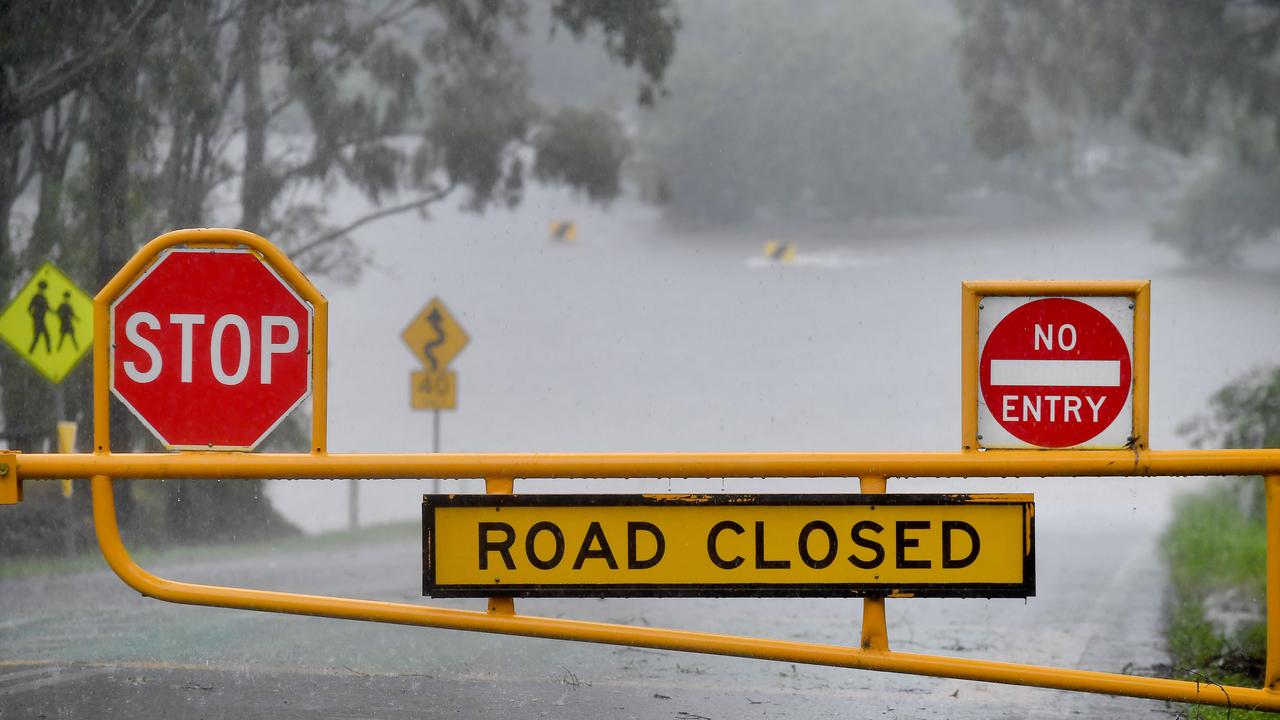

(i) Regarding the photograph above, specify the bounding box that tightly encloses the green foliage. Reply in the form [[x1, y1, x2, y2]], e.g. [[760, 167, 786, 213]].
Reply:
[[1162, 364, 1280, 708], [534, 107, 627, 202], [1165, 489, 1267, 596], [956, 0, 1280, 261], [955, 1, 1273, 158], [0, 0, 680, 551], [635, 1, 1107, 227], [1181, 367, 1280, 453], [1154, 158, 1280, 265], [1162, 488, 1269, 713], [637, 1, 980, 225], [1166, 597, 1222, 673], [426, 40, 535, 210], [550, 0, 679, 106], [1179, 366, 1280, 526]]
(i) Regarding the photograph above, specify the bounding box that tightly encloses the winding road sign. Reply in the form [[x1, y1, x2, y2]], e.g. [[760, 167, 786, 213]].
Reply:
[[0, 263, 94, 383], [978, 296, 1134, 449], [402, 297, 468, 372], [110, 247, 313, 450]]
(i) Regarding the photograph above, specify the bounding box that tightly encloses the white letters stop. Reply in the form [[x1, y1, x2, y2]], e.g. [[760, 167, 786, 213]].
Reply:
[[122, 312, 299, 386]]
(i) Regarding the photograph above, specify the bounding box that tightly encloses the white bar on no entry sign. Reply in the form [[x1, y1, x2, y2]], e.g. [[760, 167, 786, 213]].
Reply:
[[989, 359, 1121, 387]]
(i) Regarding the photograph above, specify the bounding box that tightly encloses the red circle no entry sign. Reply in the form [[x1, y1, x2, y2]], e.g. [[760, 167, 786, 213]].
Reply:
[[979, 297, 1131, 448]]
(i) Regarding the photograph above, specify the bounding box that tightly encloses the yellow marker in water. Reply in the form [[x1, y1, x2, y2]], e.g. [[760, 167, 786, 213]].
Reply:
[[762, 240, 797, 263], [549, 220, 578, 243]]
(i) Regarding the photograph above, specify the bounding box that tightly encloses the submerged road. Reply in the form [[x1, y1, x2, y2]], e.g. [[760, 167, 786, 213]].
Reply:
[[0, 512, 1175, 719]]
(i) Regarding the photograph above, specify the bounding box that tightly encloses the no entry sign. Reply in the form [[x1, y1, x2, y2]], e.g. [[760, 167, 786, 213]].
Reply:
[[970, 287, 1145, 450], [110, 248, 313, 450]]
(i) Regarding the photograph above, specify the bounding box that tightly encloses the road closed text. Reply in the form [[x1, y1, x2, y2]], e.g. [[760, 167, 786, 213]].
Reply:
[[423, 494, 1034, 598]]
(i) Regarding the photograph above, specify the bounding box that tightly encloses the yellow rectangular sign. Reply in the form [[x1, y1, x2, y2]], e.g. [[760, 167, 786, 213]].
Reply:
[[411, 369, 457, 410], [423, 494, 1034, 598]]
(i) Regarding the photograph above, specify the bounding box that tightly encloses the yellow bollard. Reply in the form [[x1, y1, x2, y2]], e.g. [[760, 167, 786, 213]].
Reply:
[[57, 421, 77, 498]]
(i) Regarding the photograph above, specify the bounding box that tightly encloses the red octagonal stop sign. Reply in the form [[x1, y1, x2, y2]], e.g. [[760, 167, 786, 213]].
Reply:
[[111, 248, 313, 450], [979, 297, 1132, 448]]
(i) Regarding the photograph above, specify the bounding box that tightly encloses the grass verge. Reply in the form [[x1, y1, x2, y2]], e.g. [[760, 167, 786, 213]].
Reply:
[[1162, 480, 1271, 718]]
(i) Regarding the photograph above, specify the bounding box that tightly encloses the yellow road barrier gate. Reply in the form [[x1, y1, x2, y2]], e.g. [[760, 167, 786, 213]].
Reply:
[[3, 229, 1280, 712]]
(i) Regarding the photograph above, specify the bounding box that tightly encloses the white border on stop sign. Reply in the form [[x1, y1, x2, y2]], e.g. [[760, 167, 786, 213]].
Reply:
[[976, 295, 1135, 450], [108, 247, 315, 451]]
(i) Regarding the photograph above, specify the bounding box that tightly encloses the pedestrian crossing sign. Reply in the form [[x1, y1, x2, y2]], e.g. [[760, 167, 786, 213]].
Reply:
[[0, 262, 94, 383]]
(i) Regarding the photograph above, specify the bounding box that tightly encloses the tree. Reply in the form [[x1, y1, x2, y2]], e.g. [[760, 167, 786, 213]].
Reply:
[[633, 1, 1123, 229], [637, 1, 978, 226], [955, 1, 1280, 260], [1178, 365, 1280, 525], [0, 0, 679, 550], [1181, 367, 1280, 453]]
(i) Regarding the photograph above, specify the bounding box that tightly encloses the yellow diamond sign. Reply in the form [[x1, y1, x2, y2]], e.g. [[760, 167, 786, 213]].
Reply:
[[402, 297, 468, 371], [0, 263, 94, 383]]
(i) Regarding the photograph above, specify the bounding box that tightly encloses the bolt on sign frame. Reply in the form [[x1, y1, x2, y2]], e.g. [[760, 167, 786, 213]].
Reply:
[[5, 229, 1280, 712]]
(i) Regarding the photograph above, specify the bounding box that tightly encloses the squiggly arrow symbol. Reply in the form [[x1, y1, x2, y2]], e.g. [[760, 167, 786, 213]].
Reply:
[[423, 308, 445, 371]]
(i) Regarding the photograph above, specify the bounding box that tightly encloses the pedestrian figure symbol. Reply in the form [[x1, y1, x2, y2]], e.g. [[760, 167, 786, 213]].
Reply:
[[56, 291, 78, 351], [27, 280, 51, 354]]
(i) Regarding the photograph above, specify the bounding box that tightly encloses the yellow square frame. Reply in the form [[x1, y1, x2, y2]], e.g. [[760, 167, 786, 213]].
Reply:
[[960, 281, 1150, 452]]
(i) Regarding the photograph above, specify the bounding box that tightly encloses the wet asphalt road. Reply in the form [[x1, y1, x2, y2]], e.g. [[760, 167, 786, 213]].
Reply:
[[0, 514, 1176, 719]]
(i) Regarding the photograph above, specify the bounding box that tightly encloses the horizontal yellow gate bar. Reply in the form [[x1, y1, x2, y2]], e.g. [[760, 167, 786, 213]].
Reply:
[[16, 447, 1280, 479]]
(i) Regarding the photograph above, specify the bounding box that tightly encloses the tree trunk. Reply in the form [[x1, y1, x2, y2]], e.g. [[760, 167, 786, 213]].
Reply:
[[90, 44, 141, 528], [238, 0, 269, 233], [0, 121, 42, 449]]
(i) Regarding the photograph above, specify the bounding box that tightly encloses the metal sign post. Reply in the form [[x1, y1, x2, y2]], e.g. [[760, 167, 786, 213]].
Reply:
[[402, 296, 468, 490]]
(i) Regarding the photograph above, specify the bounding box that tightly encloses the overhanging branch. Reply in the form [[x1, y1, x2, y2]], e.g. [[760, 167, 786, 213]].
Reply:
[[291, 183, 456, 260]]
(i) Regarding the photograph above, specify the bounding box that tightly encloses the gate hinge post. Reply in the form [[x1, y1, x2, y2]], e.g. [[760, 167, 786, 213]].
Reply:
[[1265, 475, 1280, 690], [0, 452, 21, 504]]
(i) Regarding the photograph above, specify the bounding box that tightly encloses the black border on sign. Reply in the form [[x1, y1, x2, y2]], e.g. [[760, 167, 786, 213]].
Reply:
[[422, 493, 1035, 599]]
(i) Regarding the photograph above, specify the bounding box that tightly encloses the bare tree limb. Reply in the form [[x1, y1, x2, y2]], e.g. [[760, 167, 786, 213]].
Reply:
[[292, 183, 456, 259]]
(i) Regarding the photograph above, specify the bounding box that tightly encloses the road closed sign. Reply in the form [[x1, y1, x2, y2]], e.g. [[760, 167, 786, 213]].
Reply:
[[423, 494, 1034, 599], [968, 284, 1148, 450]]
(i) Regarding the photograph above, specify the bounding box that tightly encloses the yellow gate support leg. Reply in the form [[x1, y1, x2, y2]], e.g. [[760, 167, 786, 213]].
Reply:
[[860, 475, 889, 652], [486, 476, 516, 615], [1267, 475, 1280, 692]]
